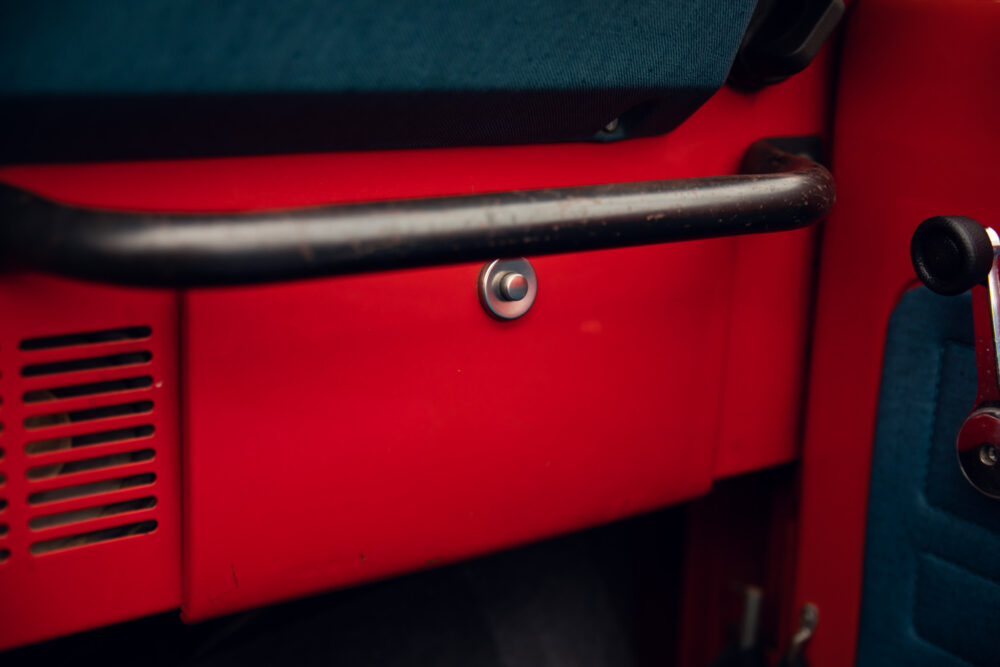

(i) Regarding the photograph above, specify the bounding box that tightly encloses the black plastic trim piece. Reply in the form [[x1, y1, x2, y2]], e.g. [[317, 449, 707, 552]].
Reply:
[[729, 0, 845, 91]]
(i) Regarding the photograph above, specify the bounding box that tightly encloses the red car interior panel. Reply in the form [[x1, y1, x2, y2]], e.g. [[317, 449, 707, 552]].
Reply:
[[179, 245, 731, 618], [0, 275, 181, 650], [178, 68, 832, 622], [0, 55, 831, 637], [792, 0, 999, 664]]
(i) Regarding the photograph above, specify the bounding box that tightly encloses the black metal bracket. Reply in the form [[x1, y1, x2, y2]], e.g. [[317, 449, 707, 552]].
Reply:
[[728, 0, 845, 91], [0, 138, 834, 288]]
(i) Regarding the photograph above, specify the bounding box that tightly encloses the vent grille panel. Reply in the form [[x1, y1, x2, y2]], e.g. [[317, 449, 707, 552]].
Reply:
[[0, 277, 180, 651], [9, 326, 162, 555], [0, 391, 6, 565]]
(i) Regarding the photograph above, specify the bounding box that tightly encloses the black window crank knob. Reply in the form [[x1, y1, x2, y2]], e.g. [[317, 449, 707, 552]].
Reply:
[[911, 215, 994, 295]]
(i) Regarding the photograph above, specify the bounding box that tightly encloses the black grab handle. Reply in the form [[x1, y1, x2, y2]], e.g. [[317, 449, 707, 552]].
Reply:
[[0, 139, 834, 288]]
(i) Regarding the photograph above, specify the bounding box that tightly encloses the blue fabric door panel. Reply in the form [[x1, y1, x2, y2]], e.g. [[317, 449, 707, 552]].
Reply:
[[914, 553, 1000, 666], [859, 288, 1000, 667]]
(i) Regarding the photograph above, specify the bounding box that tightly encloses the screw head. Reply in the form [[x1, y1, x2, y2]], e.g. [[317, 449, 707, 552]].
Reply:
[[498, 272, 528, 301], [478, 258, 537, 320], [980, 443, 999, 467]]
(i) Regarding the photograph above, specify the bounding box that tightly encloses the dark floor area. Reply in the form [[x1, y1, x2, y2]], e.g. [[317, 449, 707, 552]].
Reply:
[[5, 506, 686, 667]]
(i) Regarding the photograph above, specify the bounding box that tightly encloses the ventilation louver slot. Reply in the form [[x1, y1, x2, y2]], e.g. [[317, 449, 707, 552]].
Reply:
[[30, 520, 158, 555], [24, 400, 154, 429], [27, 472, 156, 505], [29, 496, 157, 530], [23, 376, 154, 403], [27, 449, 155, 480], [20, 326, 152, 351], [26, 425, 156, 455], [0, 432, 7, 563], [22, 351, 153, 377], [19, 325, 159, 555]]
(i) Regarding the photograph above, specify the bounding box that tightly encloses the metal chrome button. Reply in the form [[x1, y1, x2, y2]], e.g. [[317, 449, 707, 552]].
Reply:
[[981, 444, 1000, 467], [478, 258, 537, 320], [497, 272, 528, 301]]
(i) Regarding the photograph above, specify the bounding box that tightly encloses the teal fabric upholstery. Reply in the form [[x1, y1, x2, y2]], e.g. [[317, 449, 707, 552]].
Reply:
[[859, 288, 1000, 666], [0, 0, 757, 162]]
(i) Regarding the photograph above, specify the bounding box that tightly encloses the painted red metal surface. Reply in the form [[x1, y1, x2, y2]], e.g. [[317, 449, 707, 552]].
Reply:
[[792, 1, 1000, 664], [0, 274, 181, 650], [175, 71, 832, 620], [0, 53, 831, 633]]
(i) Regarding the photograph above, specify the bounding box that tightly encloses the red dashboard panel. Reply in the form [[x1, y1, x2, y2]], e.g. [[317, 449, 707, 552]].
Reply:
[[176, 69, 832, 621], [180, 245, 730, 618], [0, 54, 831, 638]]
